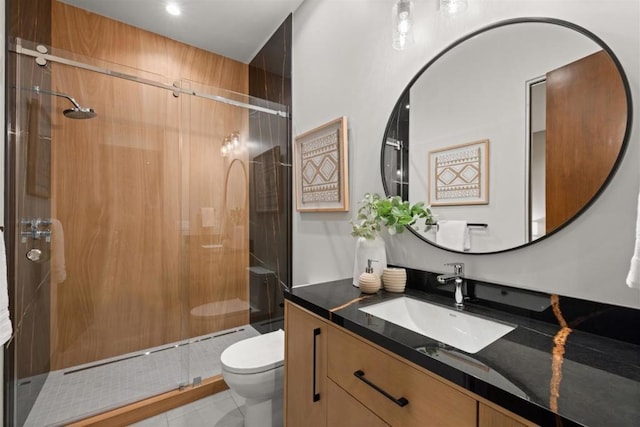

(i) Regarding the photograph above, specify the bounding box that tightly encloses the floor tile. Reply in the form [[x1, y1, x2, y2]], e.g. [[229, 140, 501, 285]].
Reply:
[[131, 413, 169, 427], [21, 326, 259, 426], [228, 389, 247, 416]]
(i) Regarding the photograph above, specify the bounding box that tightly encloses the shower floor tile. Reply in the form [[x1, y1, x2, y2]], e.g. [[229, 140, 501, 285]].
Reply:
[[21, 325, 259, 427]]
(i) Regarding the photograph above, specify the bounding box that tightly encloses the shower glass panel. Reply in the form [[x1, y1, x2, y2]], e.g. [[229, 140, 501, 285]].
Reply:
[[178, 78, 289, 382], [6, 39, 287, 426]]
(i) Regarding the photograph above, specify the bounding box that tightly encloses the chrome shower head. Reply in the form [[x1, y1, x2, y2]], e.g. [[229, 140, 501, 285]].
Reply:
[[33, 85, 97, 119], [63, 106, 97, 119]]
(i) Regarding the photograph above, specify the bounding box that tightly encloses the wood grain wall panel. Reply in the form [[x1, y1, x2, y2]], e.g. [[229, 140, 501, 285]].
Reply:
[[50, 1, 249, 368], [8, 0, 51, 43], [51, 2, 247, 93]]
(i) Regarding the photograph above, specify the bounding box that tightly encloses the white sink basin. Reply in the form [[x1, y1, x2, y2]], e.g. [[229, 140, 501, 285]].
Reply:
[[359, 297, 515, 354]]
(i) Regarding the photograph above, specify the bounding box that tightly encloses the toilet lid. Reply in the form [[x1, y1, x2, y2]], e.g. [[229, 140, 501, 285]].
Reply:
[[221, 329, 284, 374]]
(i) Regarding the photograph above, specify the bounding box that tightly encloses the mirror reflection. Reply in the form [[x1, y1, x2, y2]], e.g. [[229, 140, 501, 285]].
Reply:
[[382, 19, 630, 254]]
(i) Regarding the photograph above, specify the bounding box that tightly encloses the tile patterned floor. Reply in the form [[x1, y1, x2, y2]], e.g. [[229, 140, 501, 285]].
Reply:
[[21, 326, 259, 427]]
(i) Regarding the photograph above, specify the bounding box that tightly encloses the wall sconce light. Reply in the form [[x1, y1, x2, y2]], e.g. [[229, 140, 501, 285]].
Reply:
[[392, 0, 414, 50], [440, 0, 468, 14], [221, 132, 240, 157]]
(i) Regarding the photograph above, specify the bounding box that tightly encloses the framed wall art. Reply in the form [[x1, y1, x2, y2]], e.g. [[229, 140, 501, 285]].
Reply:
[[294, 117, 349, 212], [428, 139, 489, 206]]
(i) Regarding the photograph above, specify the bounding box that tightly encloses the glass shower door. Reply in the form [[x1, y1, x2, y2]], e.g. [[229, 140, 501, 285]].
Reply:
[[6, 41, 191, 426], [6, 38, 289, 426]]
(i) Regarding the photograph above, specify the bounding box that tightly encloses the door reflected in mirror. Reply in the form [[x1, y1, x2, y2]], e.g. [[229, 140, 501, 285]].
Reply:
[[382, 18, 631, 254]]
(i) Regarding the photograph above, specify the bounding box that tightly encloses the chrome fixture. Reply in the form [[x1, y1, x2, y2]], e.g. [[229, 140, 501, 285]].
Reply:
[[392, 0, 414, 50], [436, 262, 465, 308], [13, 40, 289, 118], [20, 218, 52, 242], [33, 85, 97, 119], [26, 248, 43, 262]]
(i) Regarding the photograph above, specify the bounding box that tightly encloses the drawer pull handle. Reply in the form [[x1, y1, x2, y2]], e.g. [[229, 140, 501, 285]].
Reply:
[[354, 370, 409, 407], [312, 328, 321, 402]]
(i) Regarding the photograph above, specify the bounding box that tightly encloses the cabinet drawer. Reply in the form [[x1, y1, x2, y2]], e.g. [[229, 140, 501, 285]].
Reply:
[[327, 379, 389, 427], [328, 327, 476, 427]]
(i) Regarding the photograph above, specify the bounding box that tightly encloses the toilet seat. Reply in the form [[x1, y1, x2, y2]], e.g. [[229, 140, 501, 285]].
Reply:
[[221, 329, 284, 374]]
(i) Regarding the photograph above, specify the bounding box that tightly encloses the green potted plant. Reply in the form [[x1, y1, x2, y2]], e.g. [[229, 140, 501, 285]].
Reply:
[[351, 193, 433, 239], [351, 193, 433, 286]]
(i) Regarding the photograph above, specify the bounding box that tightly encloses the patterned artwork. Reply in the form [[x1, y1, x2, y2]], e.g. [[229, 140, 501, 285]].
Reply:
[[301, 130, 340, 203], [295, 117, 349, 212], [429, 139, 489, 206]]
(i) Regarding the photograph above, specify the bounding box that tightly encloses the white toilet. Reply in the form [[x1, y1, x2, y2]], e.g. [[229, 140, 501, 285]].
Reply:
[[221, 329, 285, 427]]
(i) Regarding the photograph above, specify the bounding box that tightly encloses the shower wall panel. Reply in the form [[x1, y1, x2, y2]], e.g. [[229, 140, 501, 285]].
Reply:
[[248, 15, 292, 331], [47, 2, 249, 369]]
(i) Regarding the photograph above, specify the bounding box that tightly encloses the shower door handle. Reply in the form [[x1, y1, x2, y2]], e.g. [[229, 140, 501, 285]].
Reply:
[[312, 327, 321, 402]]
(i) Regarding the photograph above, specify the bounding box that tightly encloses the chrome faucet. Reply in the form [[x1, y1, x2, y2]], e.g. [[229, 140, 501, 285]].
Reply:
[[436, 263, 465, 308]]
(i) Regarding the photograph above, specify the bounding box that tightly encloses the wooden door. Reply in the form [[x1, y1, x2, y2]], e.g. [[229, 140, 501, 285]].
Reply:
[[545, 50, 626, 233], [284, 301, 328, 427]]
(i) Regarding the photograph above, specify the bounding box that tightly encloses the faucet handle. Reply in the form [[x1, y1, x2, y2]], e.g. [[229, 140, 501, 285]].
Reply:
[[444, 262, 464, 274]]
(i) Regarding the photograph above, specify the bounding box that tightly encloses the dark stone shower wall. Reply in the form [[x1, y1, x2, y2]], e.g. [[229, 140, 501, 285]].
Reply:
[[248, 15, 292, 332]]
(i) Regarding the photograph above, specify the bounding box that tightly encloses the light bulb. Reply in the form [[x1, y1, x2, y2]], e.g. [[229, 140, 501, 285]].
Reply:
[[166, 3, 181, 16], [440, 0, 468, 14], [398, 19, 411, 34]]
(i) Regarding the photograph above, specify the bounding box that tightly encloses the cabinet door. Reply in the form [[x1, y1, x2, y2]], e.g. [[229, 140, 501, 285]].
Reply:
[[285, 301, 327, 427], [327, 379, 389, 427], [479, 402, 538, 427]]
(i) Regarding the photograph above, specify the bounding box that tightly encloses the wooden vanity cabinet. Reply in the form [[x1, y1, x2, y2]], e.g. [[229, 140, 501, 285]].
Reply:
[[284, 302, 328, 427], [327, 379, 389, 427], [479, 402, 537, 427], [285, 301, 537, 427]]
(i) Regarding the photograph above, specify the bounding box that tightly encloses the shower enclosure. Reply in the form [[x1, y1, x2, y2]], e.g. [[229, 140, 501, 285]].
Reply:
[[5, 37, 289, 426]]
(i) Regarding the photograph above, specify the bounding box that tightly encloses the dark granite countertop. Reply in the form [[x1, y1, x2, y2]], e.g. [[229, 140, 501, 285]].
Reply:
[[284, 279, 640, 427]]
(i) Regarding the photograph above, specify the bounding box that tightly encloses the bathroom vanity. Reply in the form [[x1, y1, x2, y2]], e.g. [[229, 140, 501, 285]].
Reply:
[[283, 280, 640, 427]]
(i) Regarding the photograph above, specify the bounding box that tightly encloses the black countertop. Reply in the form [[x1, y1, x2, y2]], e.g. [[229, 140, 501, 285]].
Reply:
[[284, 279, 640, 427]]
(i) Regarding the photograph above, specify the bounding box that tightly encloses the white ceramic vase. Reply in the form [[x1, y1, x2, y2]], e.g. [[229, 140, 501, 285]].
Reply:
[[353, 235, 387, 286]]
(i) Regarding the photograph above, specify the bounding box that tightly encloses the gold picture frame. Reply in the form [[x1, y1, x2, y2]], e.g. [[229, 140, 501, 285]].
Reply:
[[294, 117, 349, 212], [428, 139, 489, 206]]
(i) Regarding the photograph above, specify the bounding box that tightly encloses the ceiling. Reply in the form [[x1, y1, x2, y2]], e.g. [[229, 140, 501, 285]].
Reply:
[[58, 0, 305, 63]]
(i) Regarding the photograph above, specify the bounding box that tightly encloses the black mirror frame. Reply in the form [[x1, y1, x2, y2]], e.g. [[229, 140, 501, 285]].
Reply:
[[380, 17, 633, 255]]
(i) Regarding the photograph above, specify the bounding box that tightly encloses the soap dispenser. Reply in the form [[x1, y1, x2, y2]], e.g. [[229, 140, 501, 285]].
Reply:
[[358, 259, 381, 294]]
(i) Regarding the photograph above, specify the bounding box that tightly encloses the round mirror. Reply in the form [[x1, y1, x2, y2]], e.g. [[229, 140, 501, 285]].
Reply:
[[381, 18, 631, 254]]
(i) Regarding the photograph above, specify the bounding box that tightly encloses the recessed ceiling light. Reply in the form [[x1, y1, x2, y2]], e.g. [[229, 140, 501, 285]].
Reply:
[[166, 3, 181, 16]]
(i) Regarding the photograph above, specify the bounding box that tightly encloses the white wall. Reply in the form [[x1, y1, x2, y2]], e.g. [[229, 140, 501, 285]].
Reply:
[[292, 0, 640, 309]]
